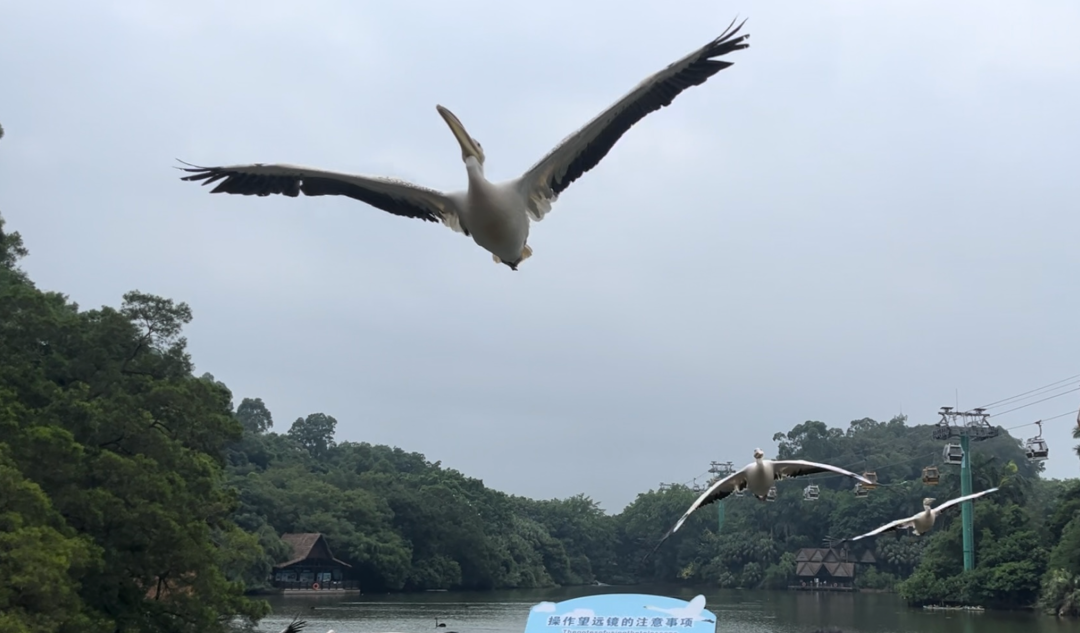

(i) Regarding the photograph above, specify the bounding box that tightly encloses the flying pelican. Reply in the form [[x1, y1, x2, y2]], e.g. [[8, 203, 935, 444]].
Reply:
[[644, 449, 874, 560], [178, 19, 750, 271], [841, 488, 1000, 542]]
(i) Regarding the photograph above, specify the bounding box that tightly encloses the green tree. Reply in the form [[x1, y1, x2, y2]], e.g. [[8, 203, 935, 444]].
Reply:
[[0, 212, 270, 632], [288, 412, 338, 458], [1047, 517, 1080, 577], [236, 397, 274, 434], [0, 448, 104, 633], [0, 214, 28, 283]]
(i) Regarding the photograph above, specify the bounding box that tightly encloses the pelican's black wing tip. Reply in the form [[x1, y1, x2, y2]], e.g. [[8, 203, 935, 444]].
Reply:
[[716, 15, 750, 44], [174, 158, 208, 172], [174, 159, 219, 182], [282, 613, 308, 633], [704, 18, 750, 58]]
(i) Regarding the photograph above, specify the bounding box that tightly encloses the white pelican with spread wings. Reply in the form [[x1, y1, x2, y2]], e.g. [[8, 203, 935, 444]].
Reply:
[[645, 449, 874, 560], [179, 19, 750, 270]]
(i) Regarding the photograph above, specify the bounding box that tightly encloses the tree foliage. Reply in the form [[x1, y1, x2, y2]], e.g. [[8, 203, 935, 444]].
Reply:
[[0, 212, 269, 632]]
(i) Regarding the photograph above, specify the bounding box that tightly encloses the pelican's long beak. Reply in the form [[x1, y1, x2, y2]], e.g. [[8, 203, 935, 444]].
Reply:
[[436, 105, 484, 164]]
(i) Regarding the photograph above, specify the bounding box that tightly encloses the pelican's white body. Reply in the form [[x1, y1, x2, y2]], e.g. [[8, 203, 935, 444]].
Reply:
[[450, 158, 532, 265], [910, 503, 937, 535], [743, 455, 776, 499]]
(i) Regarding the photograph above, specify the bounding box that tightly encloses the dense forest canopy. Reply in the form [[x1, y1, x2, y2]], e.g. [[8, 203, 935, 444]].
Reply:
[[1, 214, 268, 632], [3, 209, 1080, 633]]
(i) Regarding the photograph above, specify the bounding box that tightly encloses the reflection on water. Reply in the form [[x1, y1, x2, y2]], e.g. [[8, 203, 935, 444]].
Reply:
[[253, 585, 1080, 633]]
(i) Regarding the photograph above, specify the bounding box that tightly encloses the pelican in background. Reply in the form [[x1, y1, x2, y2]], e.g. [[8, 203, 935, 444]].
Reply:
[[645, 449, 874, 560], [841, 488, 1000, 543], [178, 19, 750, 271]]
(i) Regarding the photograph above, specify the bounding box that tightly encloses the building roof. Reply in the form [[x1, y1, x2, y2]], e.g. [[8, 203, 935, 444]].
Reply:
[[793, 548, 857, 578], [794, 547, 846, 563], [275, 532, 352, 569], [795, 560, 855, 578]]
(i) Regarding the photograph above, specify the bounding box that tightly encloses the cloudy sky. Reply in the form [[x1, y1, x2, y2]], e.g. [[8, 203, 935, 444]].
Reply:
[[3, 1, 1079, 511]]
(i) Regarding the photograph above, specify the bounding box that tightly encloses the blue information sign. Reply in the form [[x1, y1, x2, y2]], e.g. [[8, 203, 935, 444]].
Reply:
[[523, 593, 717, 633]]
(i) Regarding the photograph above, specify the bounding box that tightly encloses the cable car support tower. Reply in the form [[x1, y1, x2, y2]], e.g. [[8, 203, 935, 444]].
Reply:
[[932, 406, 998, 571], [708, 461, 735, 534]]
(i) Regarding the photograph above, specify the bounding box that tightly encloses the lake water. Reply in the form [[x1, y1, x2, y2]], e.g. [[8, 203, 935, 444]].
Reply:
[[252, 585, 1080, 633]]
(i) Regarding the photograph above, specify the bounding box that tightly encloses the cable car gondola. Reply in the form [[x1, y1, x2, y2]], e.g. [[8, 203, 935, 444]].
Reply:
[[803, 484, 820, 501], [853, 483, 869, 498], [1024, 420, 1049, 461], [943, 442, 964, 465], [766, 486, 777, 502], [861, 471, 878, 490], [921, 465, 940, 486]]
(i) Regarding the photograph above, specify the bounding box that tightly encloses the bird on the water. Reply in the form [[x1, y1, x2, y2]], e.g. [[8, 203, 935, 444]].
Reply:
[[839, 488, 1000, 543], [645, 448, 874, 560], [178, 19, 750, 271]]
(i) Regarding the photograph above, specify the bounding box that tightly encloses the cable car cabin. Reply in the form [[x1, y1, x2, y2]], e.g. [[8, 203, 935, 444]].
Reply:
[[922, 466, 940, 485], [1025, 438, 1049, 461], [733, 488, 745, 498], [861, 471, 878, 490], [766, 486, 777, 502], [853, 483, 869, 498], [943, 443, 964, 466], [803, 484, 820, 501]]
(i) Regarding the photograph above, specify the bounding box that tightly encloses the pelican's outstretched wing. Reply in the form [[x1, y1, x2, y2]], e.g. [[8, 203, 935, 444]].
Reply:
[[932, 487, 1000, 514], [280, 614, 307, 633], [177, 161, 468, 234], [514, 18, 750, 221], [771, 460, 875, 484], [643, 468, 748, 561], [845, 515, 920, 543]]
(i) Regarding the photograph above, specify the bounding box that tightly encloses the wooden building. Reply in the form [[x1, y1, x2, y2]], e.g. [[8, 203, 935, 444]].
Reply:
[[272, 533, 358, 590]]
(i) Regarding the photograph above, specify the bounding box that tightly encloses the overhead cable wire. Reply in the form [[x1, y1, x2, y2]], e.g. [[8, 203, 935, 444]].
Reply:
[[988, 386, 1080, 418], [977, 373, 1080, 409], [1002, 408, 1078, 431]]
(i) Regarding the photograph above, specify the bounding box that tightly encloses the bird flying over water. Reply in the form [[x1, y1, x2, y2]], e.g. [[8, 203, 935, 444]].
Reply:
[[178, 19, 749, 271], [645, 448, 873, 560], [841, 488, 1000, 542]]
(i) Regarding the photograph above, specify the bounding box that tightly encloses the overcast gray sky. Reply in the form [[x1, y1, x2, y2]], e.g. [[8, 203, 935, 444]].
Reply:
[[3, 1, 1079, 512]]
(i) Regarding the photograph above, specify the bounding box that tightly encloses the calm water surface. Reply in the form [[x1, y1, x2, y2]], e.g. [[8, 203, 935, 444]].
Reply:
[[254, 585, 1080, 633]]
